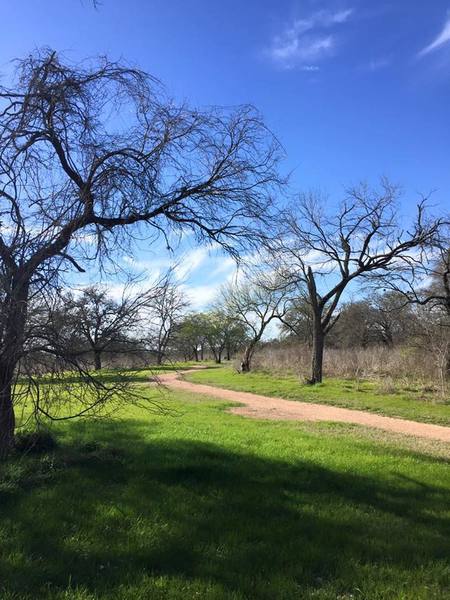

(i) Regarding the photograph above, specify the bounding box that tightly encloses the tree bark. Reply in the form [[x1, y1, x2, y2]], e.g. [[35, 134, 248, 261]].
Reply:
[[241, 343, 256, 373], [310, 317, 325, 384], [0, 367, 15, 458], [93, 350, 102, 371], [445, 347, 450, 381], [0, 279, 29, 457]]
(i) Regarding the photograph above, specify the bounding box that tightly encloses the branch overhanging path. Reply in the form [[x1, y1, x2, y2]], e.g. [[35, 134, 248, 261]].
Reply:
[[156, 369, 450, 443]]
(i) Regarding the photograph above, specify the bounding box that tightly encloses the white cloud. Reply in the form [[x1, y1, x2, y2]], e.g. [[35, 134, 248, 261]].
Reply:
[[267, 8, 353, 70], [121, 245, 213, 283], [184, 284, 220, 310], [419, 13, 450, 57], [209, 255, 237, 278], [331, 9, 354, 24], [174, 246, 214, 281]]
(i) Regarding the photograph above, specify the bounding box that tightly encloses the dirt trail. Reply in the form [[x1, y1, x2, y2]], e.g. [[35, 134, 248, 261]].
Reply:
[[158, 369, 450, 443]]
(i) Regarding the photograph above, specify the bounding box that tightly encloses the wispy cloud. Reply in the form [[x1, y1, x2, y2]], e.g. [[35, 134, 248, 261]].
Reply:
[[173, 246, 211, 281], [364, 57, 391, 72], [267, 8, 353, 70], [418, 13, 450, 57], [183, 284, 219, 310]]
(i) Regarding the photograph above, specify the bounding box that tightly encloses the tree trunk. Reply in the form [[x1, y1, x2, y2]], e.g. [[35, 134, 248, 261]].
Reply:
[[0, 279, 29, 458], [0, 367, 15, 458], [240, 343, 255, 373], [445, 345, 450, 381], [93, 350, 102, 371], [310, 319, 325, 384], [156, 351, 163, 366]]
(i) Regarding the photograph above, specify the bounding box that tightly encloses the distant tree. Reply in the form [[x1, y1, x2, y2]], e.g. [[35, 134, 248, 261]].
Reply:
[[279, 296, 314, 346], [369, 292, 415, 347], [327, 300, 375, 348], [274, 181, 443, 383], [63, 285, 153, 370], [146, 272, 189, 365], [0, 49, 283, 455], [221, 273, 292, 372], [378, 224, 449, 379], [223, 319, 248, 361], [202, 311, 232, 364], [174, 313, 208, 361]]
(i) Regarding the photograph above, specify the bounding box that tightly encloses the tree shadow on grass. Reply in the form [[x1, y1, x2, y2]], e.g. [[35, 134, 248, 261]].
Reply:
[[0, 420, 449, 599]]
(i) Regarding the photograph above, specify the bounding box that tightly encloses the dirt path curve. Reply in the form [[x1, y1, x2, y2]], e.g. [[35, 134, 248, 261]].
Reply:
[[158, 369, 450, 442]]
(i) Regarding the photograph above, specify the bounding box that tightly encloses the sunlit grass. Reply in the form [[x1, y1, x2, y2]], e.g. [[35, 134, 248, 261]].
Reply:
[[185, 365, 450, 425], [1, 373, 450, 599]]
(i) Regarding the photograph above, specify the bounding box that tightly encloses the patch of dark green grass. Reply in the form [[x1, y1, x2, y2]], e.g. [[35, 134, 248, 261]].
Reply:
[[1, 387, 449, 599]]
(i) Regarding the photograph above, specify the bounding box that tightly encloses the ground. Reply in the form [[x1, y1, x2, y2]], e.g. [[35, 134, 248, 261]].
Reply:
[[185, 365, 450, 425], [1, 366, 449, 599], [160, 368, 450, 442]]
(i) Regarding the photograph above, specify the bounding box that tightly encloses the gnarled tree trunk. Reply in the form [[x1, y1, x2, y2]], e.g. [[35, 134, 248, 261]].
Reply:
[[0, 279, 29, 457], [0, 366, 15, 458], [240, 340, 258, 373]]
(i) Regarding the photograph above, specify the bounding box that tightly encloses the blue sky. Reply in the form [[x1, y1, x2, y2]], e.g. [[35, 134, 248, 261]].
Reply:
[[2, 1, 449, 307]]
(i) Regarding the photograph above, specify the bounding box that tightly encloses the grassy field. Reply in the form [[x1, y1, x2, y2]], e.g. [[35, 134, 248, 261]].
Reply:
[[185, 366, 450, 425], [1, 369, 450, 599]]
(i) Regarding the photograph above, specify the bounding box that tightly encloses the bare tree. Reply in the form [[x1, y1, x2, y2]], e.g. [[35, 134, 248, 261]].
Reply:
[[63, 284, 155, 370], [381, 230, 450, 316], [0, 49, 283, 455], [273, 181, 443, 383], [375, 223, 450, 379], [221, 273, 292, 372], [145, 271, 189, 365]]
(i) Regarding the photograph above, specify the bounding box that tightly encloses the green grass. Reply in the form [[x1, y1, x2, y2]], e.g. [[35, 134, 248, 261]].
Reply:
[[27, 361, 202, 386], [185, 366, 450, 426], [1, 376, 450, 599]]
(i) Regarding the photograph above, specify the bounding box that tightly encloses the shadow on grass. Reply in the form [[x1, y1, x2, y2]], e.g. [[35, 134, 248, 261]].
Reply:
[[1, 419, 449, 598]]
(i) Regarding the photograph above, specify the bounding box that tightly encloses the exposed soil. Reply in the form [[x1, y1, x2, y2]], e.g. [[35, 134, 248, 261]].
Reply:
[[157, 369, 450, 443]]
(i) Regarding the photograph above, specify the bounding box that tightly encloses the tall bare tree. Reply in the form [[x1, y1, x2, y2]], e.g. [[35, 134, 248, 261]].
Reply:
[[0, 50, 283, 455], [273, 181, 442, 383]]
